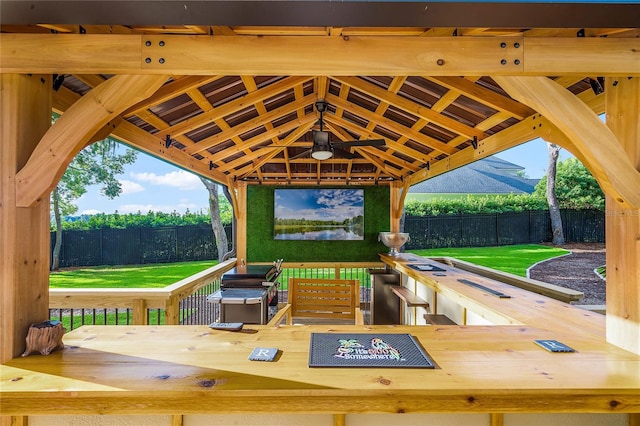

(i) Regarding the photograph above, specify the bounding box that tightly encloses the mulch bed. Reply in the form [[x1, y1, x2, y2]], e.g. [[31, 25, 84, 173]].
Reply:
[[528, 243, 606, 306]]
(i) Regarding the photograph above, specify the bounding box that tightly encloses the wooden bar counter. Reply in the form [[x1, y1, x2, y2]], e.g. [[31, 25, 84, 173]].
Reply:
[[2, 323, 639, 417], [2, 254, 639, 424], [379, 253, 607, 338]]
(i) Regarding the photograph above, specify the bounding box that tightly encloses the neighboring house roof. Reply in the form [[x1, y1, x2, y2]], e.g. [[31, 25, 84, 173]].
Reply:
[[409, 156, 539, 195]]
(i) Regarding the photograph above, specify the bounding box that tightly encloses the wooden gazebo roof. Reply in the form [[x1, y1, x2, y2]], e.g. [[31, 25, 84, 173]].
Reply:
[[1, 2, 639, 190]]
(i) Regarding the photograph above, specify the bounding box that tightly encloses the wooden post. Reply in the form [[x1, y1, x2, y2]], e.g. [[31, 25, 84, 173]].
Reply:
[[133, 299, 148, 325], [165, 296, 180, 325], [235, 182, 247, 264], [490, 413, 504, 426], [605, 77, 640, 355], [0, 74, 52, 363], [389, 182, 402, 232]]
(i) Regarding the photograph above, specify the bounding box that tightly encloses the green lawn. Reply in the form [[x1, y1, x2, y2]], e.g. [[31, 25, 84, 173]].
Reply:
[[407, 244, 569, 277], [49, 260, 218, 288], [49, 245, 568, 289]]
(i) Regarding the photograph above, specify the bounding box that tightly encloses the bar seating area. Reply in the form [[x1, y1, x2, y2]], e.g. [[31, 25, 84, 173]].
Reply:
[[1, 2, 639, 426], [2, 253, 639, 426]]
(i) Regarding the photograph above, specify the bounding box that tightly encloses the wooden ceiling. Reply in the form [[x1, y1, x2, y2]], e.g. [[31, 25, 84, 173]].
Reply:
[[2, 3, 639, 188]]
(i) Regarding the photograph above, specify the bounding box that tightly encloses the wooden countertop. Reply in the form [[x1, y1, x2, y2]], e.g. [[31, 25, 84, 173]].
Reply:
[[2, 324, 639, 415], [380, 253, 606, 338]]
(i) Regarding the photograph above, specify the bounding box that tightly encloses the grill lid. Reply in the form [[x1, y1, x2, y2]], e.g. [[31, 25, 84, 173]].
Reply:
[[222, 265, 277, 281]]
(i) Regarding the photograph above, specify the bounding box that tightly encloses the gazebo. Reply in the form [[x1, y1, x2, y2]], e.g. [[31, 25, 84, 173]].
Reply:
[[1, 1, 639, 424]]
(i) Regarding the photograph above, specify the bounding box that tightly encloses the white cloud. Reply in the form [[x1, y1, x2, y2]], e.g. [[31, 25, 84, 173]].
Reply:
[[80, 209, 103, 215], [130, 170, 202, 191], [119, 179, 145, 195], [117, 202, 202, 214]]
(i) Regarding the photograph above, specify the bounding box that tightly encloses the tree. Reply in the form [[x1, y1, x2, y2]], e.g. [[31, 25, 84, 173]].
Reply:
[[51, 138, 137, 270], [200, 178, 231, 262], [533, 150, 606, 246], [533, 157, 605, 210], [543, 143, 565, 245]]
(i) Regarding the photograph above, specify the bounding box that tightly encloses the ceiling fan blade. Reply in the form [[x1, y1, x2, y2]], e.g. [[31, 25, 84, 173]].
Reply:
[[333, 147, 356, 159], [332, 138, 386, 147], [289, 149, 312, 160]]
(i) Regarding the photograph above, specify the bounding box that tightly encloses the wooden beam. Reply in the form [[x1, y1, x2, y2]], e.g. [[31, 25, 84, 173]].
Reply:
[[408, 114, 541, 186], [426, 76, 535, 119], [389, 182, 402, 232], [524, 37, 640, 76], [15, 74, 168, 207], [123, 75, 222, 117], [141, 35, 523, 75], [113, 121, 229, 185], [2, 34, 638, 76], [494, 76, 640, 208], [1, 74, 52, 362], [234, 182, 247, 263], [51, 86, 230, 185], [604, 76, 640, 356], [407, 85, 602, 186], [392, 179, 411, 224]]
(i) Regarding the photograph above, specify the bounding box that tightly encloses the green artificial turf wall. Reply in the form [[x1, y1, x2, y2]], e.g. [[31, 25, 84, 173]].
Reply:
[[246, 185, 390, 262]]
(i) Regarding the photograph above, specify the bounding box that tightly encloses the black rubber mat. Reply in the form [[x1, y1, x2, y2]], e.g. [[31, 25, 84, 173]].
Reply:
[[309, 333, 435, 368]]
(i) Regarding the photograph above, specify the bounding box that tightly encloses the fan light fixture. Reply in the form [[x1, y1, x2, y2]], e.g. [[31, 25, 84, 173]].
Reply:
[[311, 130, 333, 160]]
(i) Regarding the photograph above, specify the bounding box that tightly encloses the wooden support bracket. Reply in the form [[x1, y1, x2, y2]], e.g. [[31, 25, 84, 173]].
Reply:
[[494, 76, 640, 208], [15, 74, 168, 207]]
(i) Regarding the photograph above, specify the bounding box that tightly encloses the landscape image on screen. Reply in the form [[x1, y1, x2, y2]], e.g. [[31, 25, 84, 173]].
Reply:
[[274, 189, 364, 240]]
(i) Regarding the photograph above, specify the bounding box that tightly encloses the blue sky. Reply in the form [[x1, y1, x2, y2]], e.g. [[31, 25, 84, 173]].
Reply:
[[75, 137, 574, 215]]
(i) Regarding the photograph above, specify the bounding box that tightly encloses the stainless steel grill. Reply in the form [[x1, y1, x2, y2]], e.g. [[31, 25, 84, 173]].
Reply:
[[207, 261, 282, 324]]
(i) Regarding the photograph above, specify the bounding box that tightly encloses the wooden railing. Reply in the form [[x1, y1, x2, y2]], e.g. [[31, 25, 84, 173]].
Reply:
[[49, 260, 385, 330], [49, 259, 236, 329]]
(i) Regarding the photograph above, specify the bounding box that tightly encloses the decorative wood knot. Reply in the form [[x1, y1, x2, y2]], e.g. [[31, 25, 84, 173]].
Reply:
[[22, 320, 66, 357], [377, 377, 392, 386]]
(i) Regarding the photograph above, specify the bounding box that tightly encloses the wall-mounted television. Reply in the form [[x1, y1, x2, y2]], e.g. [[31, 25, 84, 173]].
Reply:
[[274, 188, 364, 240]]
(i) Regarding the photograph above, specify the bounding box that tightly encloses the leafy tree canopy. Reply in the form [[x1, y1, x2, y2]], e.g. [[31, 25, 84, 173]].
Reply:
[[533, 157, 604, 209], [404, 194, 548, 216], [52, 139, 137, 221], [56, 200, 233, 231]]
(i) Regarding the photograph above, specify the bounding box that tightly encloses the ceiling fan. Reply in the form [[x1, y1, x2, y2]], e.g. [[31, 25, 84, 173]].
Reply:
[[291, 100, 386, 161]]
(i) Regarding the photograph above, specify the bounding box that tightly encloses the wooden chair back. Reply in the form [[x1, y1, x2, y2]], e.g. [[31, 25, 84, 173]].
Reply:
[[287, 278, 361, 325]]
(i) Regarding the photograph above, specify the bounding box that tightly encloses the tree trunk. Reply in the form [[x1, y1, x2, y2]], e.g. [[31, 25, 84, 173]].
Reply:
[[51, 187, 63, 270], [546, 143, 565, 245], [221, 185, 236, 260], [200, 177, 229, 262]]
